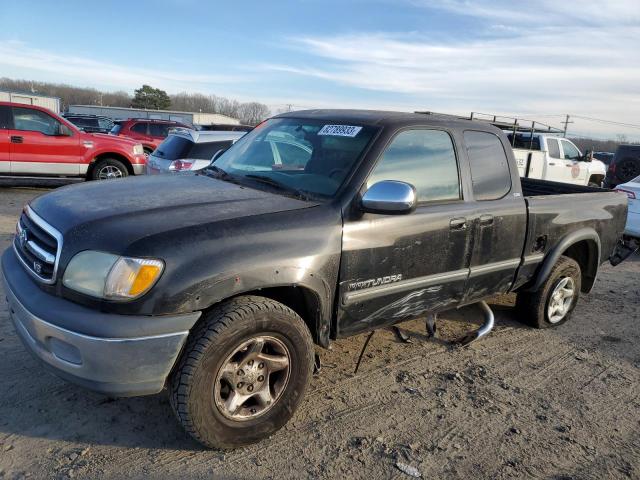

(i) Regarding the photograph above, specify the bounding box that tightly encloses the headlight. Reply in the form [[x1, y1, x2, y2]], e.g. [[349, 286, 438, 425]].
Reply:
[[133, 144, 144, 155], [63, 251, 164, 300]]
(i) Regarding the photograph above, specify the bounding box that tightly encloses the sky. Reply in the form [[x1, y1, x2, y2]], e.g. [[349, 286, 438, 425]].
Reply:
[[1, 0, 639, 140]]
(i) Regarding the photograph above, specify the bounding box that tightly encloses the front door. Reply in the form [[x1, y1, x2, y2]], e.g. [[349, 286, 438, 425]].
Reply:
[[560, 139, 587, 184], [545, 138, 569, 182], [337, 128, 475, 337], [10, 107, 83, 175]]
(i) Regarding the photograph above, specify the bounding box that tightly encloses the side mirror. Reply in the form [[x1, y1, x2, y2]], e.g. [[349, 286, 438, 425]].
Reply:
[[361, 180, 416, 215], [583, 150, 593, 162]]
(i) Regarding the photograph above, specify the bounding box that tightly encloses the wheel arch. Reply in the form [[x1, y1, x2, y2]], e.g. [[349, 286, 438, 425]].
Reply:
[[195, 284, 329, 348], [87, 152, 134, 178], [528, 228, 601, 293]]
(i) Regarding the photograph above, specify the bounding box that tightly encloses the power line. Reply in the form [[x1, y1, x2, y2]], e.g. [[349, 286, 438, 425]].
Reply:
[[570, 115, 640, 130]]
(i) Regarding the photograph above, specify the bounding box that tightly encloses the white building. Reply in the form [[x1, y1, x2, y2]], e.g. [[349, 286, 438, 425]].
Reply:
[[68, 105, 240, 126], [0, 91, 61, 114]]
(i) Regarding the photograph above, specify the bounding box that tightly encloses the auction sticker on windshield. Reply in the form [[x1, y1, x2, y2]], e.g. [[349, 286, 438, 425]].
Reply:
[[318, 125, 363, 137]]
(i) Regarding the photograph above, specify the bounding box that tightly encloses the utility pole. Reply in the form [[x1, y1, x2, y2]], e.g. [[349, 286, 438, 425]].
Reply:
[[562, 114, 573, 137]]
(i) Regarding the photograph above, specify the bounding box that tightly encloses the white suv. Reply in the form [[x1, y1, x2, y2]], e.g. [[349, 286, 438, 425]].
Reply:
[[146, 129, 246, 174]]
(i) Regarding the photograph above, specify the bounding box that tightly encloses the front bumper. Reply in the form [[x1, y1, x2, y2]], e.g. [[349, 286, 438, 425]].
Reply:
[[132, 163, 146, 175], [1, 248, 201, 396]]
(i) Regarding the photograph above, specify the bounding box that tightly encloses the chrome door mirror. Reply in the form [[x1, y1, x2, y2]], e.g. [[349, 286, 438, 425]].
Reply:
[[361, 180, 417, 215]]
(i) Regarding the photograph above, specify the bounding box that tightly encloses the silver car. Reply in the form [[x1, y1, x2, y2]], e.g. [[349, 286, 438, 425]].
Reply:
[[146, 129, 246, 174]]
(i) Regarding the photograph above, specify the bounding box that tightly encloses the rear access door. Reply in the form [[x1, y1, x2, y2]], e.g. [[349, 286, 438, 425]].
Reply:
[[460, 130, 527, 305]]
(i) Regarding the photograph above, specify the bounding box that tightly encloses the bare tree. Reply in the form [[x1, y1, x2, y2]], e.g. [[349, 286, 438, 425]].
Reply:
[[238, 102, 271, 125]]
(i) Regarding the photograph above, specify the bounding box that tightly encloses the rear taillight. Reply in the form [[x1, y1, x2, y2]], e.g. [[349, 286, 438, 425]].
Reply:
[[168, 160, 194, 172], [616, 188, 636, 199]]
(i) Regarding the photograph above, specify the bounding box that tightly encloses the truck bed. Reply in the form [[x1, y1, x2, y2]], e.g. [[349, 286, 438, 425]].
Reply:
[[511, 177, 628, 292], [521, 177, 604, 196]]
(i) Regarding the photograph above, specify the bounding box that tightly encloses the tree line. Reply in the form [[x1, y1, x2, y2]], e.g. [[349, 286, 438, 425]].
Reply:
[[0, 78, 271, 125]]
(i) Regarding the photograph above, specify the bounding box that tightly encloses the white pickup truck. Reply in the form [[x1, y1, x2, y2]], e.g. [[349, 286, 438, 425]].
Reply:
[[507, 132, 606, 187]]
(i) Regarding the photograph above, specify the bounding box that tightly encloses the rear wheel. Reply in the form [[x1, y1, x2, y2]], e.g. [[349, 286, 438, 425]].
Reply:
[[516, 256, 581, 328], [169, 296, 314, 449], [91, 158, 129, 180]]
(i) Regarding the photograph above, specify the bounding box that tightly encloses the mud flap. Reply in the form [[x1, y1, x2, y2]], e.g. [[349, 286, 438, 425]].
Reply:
[[609, 235, 639, 266]]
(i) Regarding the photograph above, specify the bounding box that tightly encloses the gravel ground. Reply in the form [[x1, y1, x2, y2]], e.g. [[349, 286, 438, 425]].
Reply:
[[0, 186, 639, 480]]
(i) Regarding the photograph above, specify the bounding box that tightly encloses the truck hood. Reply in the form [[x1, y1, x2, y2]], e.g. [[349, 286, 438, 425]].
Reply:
[[87, 132, 139, 145], [29, 174, 317, 237]]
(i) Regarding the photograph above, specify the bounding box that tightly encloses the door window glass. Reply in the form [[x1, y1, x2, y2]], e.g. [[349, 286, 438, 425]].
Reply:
[[149, 123, 170, 137], [12, 107, 61, 135], [464, 131, 511, 201], [131, 123, 148, 134], [547, 138, 561, 158], [367, 129, 460, 203], [561, 140, 581, 160]]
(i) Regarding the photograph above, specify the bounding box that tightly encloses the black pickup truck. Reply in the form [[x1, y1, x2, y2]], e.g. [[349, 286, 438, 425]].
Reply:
[[1, 110, 631, 449]]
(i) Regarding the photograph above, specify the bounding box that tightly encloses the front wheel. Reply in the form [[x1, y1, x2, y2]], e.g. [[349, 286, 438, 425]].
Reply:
[[169, 296, 314, 449], [516, 256, 581, 328], [91, 158, 129, 180]]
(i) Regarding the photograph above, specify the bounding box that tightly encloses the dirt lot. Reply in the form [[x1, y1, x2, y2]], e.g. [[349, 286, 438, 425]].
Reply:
[[1, 186, 639, 480]]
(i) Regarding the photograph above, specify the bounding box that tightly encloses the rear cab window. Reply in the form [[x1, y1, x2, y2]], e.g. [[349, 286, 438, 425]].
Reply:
[[464, 130, 511, 201]]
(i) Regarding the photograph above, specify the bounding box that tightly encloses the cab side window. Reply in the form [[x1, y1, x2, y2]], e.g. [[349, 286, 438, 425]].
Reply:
[[547, 138, 561, 159], [12, 107, 61, 135], [367, 129, 460, 203], [561, 140, 581, 160], [464, 130, 511, 201], [149, 123, 170, 137], [131, 123, 148, 134]]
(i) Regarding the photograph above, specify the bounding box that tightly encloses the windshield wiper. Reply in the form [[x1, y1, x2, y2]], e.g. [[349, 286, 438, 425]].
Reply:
[[244, 174, 310, 201], [204, 165, 230, 179]]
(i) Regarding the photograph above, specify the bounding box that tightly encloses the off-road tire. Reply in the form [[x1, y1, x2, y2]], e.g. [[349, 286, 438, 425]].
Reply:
[[91, 158, 129, 180], [516, 256, 581, 329], [169, 296, 314, 449]]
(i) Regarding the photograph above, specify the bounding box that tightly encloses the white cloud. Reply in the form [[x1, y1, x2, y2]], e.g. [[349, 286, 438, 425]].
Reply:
[[0, 41, 239, 93], [267, 0, 640, 138]]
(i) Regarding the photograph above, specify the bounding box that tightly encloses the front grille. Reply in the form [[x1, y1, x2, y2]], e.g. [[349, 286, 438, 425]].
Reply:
[[13, 206, 62, 284]]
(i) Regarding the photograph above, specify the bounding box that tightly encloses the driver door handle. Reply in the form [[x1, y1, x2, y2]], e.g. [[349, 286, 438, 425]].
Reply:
[[10, 136, 23, 144], [479, 214, 494, 226], [449, 217, 467, 230]]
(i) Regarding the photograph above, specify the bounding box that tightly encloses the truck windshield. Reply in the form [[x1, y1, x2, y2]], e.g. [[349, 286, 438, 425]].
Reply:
[[210, 118, 378, 198]]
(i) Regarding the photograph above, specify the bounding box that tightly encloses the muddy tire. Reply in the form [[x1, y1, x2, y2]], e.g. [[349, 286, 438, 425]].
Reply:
[[169, 296, 314, 449], [617, 157, 640, 183], [516, 256, 581, 329], [91, 158, 129, 180]]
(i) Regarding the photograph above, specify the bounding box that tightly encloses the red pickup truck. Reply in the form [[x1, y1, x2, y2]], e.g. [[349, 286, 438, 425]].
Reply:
[[0, 102, 147, 180]]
